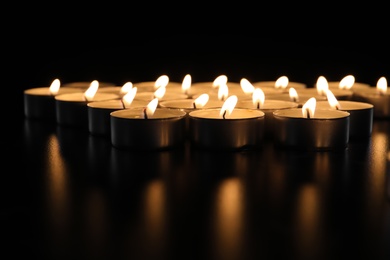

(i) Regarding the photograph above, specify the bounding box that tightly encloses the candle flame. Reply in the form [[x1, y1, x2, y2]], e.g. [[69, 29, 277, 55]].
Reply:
[[275, 76, 289, 89], [339, 75, 355, 90], [120, 82, 133, 95], [49, 78, 61, 95], [325, 89, 341, 109], [154, 75, 169, 89], [376, 76, 387, 95], [154, 86, 166, 100], [218, 83, 229, 101], [252, 88, 265, 109], [144, 98, 158, 118], [84, 80, 99, 101], [302, 97, 316, 118], [212, 75, 228, 88], [220, 95, 238, 119], [316, 76, 329, 95], [182, 74, 191, 94], [289, 87, 299, 102], [194, 93, 209, 108], [122, 87, 137, 108], [240, 78, 255, 94]]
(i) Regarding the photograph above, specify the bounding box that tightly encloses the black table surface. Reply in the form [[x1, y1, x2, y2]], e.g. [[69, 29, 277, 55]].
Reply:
[[4, 111, 390, 260]]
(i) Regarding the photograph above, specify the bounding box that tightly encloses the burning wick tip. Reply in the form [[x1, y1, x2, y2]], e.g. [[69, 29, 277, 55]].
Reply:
[[143, 108, 148, 119], [222, 110, 227, 119], [306, 108, 311, 119]]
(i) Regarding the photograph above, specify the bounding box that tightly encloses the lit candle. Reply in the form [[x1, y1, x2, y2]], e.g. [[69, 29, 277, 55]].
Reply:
[[55, 80, 119, 128], [61, 81, 116, 89], [235, 88, 298, 139], [352, 76, 390, 118], [191, 75, 242, 96], [24, 79, 83, 121], [188, 95, 265, 150], [87, 87, 150, 136], [253, 76, 307, 91], [316, 90, 373, 139], [134, 79, 188, 102], [110, 98, 187, 150], [327, 74, 371, 92], [273, 97, 350, 150], [265, 87, 327, 107]]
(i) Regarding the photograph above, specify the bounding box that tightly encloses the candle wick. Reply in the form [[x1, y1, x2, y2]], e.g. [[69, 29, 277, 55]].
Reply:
[[306, 108, 311, 119], [193, 102, 197, 109], [120, 99, 126, 109], [222, 110, 227, 119], [83, 95, 89, 102], [256, 102, 260, 109], [143, 108, 148, 119], [292, 97, 297, 102]]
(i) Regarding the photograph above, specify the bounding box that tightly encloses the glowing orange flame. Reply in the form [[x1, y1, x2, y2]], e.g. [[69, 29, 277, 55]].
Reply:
[[182, 74, 191, 94], [289, 87, 299, 102], [220, 95, 238, 119], [339, 75, 355, 90], [376, 76, 388, 95], [316, 76, 329, 95], [144, 98, 158, 118], [302, 97, 316, 118], [194, 93, 209, 108], [275, 76, 289, 89], [49, 78, 61, 95], [240, 78, 255, 94], [122, 87, 137, 107], [154, 75, 169, 89], [252, 88, 265, 109], [218, 83, 229, 101], [326, 90, 341, 109], [213, 75, 228, 88], [84, 80, 99, 101], [154, 86, 166, 99]]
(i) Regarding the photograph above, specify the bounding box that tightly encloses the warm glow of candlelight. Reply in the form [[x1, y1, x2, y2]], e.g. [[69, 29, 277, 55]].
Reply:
[[154, 75, 169, 89], [376, 76, 388, 95], [213, 75, 228, 88], [302, 97, 316, 118], [316, 76, 329, 95], [218, 83, 229, 101], [84, 80, 99, 101], [122, 87, 138, 107], [289, 87, 299, 102], [154, 86, 166, 99], [339, 75, 355, 90], [144, 98, 158, 118], [194, 93, 209, 108], [240, 78, 255, 94], [252, 88, 265, 109], [49, 78, 61, 95], [120, 82, 133, 95], [275, 76, 289, 89], [326, 90, 341, 109], [182, 74, 191, 94], [220, 95, 238, 119]]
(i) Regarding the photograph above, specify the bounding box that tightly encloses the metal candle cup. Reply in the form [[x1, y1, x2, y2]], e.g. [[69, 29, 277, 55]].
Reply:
[[236, 99, 298, 140], [188, 108, 265, 151], [23, 87, 83, 121], [273, 108, 350, 151], [316, 100, 373, 139], [87, 99, 150, 136], [352, 91, 390, 119], [55, 92, 119, 129], [110, 108, 187, 150]]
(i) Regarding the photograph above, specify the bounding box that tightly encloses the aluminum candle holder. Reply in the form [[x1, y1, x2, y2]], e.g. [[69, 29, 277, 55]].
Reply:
[[273, 108, 350, 151]]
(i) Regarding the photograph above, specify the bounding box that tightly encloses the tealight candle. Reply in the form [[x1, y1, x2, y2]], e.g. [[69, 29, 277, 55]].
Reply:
[[327, 75, 371, 92], [273, 97, 350, 151], [236, 88, 298, 139], [188, 95, 265, 151], [61, 81, 115, 89], [55, 80, 119, 129], [110, 98, 187, 150], [87, 87, 150, 136], [352, 76, 390, 119], [316, 90, 373, 139], [133, 75, 182, 92], [302, 76, 353, 100], [96, 81, 134, 97], [24, 79, 83, 121]]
